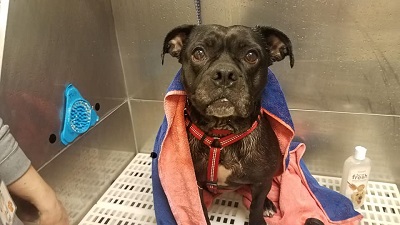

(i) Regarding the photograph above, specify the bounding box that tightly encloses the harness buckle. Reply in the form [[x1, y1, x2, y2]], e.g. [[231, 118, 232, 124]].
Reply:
[[206, 182, 219, 193], [211, 137, 221, 148], [206, 181, 218, 186]]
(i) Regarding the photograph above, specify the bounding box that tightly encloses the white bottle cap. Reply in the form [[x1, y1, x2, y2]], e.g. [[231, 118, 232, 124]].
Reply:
[[354, 146, 367, 160]]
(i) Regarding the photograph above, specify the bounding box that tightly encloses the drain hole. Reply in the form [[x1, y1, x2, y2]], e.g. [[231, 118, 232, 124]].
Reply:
[[49, 134, 57, 143], [95, 103, 101, 111]]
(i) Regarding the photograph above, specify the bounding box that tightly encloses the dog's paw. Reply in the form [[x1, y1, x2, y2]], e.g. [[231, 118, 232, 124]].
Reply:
[[304, 218, 325, 225], [263, 198, 277, 218], [263, 208, 275, 218]]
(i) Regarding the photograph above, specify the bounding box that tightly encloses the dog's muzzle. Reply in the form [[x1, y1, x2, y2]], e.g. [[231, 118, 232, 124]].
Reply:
[[206, 98, 235, 118]]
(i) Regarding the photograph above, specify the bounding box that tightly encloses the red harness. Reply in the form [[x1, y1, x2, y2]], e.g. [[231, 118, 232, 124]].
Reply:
[[185, 112, 260, 194]]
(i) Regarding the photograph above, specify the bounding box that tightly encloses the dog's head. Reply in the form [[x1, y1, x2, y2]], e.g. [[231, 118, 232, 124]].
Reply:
[[351, 190, 366, 205], [162, 24, 294, 132]]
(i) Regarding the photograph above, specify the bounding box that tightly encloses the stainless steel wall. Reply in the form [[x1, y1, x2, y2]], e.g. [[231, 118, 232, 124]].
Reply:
[[0, 0, 133, 167], [111, 0, 195, 152], [112, 0, 400, 185], [0, 1, 136, 223]]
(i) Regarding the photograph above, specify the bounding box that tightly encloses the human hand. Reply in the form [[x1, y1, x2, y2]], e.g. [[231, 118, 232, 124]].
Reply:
[[7, 166, 70, 225], [37, 199, 70, 225]]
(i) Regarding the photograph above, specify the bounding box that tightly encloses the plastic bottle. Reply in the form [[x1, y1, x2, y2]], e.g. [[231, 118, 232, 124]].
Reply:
[[340, 146, 371, 209]]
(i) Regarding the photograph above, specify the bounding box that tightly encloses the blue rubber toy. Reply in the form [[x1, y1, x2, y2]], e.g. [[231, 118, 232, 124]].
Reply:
[[60, 84, 99, 145]]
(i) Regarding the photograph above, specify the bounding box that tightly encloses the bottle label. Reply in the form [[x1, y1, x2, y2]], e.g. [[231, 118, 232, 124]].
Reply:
[[344, 167, 369, 208], [0, 180, 16, 225]]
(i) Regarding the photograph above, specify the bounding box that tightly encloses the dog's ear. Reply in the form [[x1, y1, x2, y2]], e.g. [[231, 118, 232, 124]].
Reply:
[[254, 26, 294, 68], [348, 182, 357, 190], [162, 24, 196, 65]]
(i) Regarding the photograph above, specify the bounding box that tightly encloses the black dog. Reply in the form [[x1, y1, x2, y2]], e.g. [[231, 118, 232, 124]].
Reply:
[[162, 24, 294, 225]]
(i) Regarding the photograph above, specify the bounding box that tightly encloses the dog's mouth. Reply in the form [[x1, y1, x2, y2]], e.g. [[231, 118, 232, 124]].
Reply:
[[205, 98, 235, 118]]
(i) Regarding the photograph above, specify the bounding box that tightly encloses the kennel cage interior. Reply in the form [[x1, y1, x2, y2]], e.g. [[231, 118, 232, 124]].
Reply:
[[78, 146, 400, 225], [0, 0, 399, 225]]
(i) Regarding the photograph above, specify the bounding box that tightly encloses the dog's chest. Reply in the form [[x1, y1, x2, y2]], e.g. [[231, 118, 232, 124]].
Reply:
[[187, 118, 282, 187]]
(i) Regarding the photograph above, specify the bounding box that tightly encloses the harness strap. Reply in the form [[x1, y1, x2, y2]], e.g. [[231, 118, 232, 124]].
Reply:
[[185, 112, 261, 193], [206, 147, 221, 193]]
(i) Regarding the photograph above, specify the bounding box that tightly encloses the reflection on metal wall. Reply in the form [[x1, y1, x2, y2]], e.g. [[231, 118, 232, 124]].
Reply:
[[111, 0, 194, 100], [130, 99, 164, 151], [0, 0, 129, 168], [112, 0, 400, 185]]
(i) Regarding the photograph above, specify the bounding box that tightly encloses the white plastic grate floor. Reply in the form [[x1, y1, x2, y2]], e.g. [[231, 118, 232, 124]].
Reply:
[[78, 153, 400, 225]]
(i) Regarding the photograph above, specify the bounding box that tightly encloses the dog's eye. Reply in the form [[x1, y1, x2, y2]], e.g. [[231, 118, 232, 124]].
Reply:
[[244, 51, 259, 64], [192, 48, 207, 62]]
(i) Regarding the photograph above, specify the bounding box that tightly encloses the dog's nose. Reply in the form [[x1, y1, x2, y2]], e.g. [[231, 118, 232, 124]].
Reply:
[[212, 68, 238, 87]]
